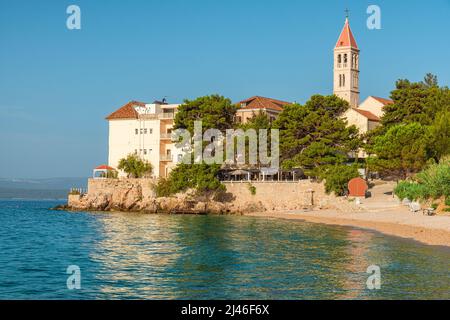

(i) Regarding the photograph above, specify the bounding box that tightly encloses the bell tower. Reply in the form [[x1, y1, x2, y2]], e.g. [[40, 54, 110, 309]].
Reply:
[[333, 16, 360, 108]]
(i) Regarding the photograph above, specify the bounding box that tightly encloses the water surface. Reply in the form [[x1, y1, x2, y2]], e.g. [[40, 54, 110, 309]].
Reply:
[[0, 200, 449, 299]]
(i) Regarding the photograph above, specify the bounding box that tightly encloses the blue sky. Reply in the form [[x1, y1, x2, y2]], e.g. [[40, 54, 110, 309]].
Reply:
[[0, 0, 449, 178]]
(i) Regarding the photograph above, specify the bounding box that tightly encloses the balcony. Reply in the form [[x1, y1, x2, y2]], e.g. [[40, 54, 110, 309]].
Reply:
[[160, 154, 173, 162], [159, 113, 174, 120], [137, 113, 175, 120], [160, 133, 172, 140]]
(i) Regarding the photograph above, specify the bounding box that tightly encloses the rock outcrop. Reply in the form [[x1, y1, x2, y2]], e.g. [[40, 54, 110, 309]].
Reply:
[[62, 178, 358, 215]]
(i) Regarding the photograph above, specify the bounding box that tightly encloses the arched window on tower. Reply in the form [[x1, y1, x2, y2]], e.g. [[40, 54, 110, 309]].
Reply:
[[339, 74, 342, 87], [343, 74, 345, 87], [337, 54, 342, 64], [344, 54, 348, 64]]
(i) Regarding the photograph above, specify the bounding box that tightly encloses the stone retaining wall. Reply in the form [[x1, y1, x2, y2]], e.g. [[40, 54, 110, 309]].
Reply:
[[67, 178, 355, 213]]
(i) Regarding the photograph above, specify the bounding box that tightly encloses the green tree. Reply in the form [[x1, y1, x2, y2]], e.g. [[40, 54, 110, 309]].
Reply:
[[273, 95, 361, 176], [239, 111, 272, 131], [319, 164, 360, 196], [174, 94, 237, 134], [117, 153, 153, 178], [367, 123, 432, 179], [381, 74, 450, 128], [430, 110, 450, 160], [155, 163, 224, 197]]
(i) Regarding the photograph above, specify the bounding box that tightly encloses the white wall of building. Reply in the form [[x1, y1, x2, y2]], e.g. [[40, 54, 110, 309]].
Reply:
[[108, 119, 162, 177]]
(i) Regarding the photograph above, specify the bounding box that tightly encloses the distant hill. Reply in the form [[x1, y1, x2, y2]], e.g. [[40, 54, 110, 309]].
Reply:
[[0, 178, 87, 200]]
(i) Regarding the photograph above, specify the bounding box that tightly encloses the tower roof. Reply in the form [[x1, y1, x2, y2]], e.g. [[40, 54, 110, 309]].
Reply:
[[335, 18, 358, 49]]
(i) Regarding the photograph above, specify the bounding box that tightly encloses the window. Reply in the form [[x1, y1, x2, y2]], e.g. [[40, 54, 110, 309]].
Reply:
[[143, 149, 147, 155], [339, 74, 342, 87], [144, 128, 148, 134], [135, 129, 138, 135], [337, 54, 342, 64], [342, 74, 345, 86], [344, 54, 348, 63], [149, 128, 153, 134]]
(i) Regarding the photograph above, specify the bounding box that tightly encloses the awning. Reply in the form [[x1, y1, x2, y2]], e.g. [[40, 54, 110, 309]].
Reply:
[[230, 169, 250, 176], [260, 167, 279, 175]]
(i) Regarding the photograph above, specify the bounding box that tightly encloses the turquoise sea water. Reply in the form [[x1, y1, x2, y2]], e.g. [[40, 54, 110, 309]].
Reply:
[[0, 200, 449, 300]]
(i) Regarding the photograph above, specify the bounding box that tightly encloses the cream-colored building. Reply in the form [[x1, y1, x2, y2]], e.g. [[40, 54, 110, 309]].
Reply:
[[358, 96, 394, 119], [235, 96, 290, 124], [106, 100, 184, 178]]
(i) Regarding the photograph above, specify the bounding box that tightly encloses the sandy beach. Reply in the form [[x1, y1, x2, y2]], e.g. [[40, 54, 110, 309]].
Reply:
[[245, 183, 450, 247]]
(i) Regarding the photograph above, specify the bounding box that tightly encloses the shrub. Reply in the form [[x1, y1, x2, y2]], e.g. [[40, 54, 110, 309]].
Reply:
[[248, 183, 256, 196], [68, 189, 81, 195], [319, 164, 360, 196], [415, 156, 450, 199], [117, 153, 153, 178], [394, 181, 427, 201], [445, 197, 450, 207], [155, 163, 225, 197], [394, 157, 450, 201]]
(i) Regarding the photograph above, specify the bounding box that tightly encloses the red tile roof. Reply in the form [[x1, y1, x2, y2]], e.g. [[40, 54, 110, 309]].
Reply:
[[371, 96, 394, 106], [335, 18, 358, 48], [95, 165, 116, 170], [106, 101, 146, 120], [352, 108, 380, 121], [238, 96, 290, 112]]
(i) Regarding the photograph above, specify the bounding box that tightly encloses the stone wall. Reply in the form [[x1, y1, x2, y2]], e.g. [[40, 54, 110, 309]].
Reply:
[[67, 178, 355, 214], [87, 178, 156, 199], [223, 181, 340, 213]]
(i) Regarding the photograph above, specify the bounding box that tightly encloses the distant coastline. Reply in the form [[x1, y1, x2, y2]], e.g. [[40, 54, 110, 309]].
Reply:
[[0, 177, 87, 200]]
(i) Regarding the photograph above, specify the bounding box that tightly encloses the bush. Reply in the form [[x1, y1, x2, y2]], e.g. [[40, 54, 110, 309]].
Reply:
[[68, 189, 81, 195], [248, 183, 256, 196], [445, 197, 450, 207], [415, 156, 450, 199], [155, 163, 225, 197], [394, 181, 426, 201], [117, 153, 153, 178], [319, 164, 360, 196], [394, 157, 450, 201]]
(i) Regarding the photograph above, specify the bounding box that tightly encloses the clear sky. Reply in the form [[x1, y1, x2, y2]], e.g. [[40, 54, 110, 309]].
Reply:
[[0, 0, 449, 179]]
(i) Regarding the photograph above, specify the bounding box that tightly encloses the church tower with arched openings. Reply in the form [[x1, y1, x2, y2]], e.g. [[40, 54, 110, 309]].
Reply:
[[333, 17, 360, 108]]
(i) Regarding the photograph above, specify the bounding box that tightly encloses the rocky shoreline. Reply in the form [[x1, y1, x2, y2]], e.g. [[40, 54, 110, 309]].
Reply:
[[53, 194, 240, 215], [57, 178, 360, 215]]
